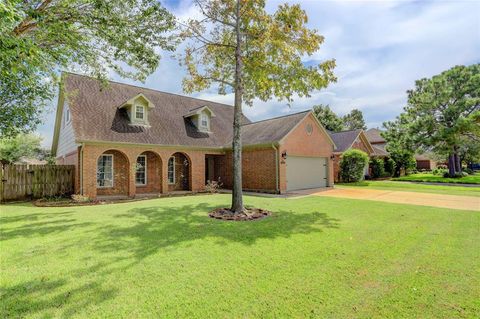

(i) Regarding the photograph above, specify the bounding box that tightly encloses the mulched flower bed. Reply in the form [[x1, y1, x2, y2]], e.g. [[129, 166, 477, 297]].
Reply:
[[208, 208, 272, 221]]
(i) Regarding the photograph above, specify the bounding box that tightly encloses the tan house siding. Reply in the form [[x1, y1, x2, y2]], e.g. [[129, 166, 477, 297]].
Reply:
[[279, 113, 335, 192]]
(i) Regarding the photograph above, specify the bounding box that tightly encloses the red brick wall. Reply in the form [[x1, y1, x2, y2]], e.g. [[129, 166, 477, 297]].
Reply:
[[220, 148, 277, 192], [279, 113, 335, 192], [136, 151, 162, 194], [96, 150, 129, 196], [80, 144, 220, 199]]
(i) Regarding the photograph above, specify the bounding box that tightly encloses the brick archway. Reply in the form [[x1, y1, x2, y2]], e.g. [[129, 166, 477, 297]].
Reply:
[[168, 152, 191, 191], [135, 151, 162, 194], [96, 149, 130, 197]]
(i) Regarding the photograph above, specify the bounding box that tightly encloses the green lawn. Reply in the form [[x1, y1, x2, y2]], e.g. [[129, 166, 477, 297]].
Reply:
[[337, 180, 480, 197], [1, 195, 479, 318], [393, 172, 480, 184]]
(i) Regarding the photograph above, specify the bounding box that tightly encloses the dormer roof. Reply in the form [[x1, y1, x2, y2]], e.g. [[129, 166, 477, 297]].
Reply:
[[119, 93, 155, 109], [183, 105, 216, 118]]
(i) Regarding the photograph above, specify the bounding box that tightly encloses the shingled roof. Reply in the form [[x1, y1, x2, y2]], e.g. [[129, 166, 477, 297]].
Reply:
[[365, 128, 385, 144], [328, 129, 363, 153], [240, 111, 310, 146], [61, 73, 250, 148], [56, 73, 317, 150]]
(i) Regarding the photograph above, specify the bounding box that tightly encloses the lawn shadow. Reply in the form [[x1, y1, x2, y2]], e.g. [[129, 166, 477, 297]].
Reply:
[[91, 202, 340, 262], [0, 278, 117, 318]]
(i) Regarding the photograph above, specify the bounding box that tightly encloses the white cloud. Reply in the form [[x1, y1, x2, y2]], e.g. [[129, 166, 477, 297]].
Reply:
[[36, 0, 480, 148]]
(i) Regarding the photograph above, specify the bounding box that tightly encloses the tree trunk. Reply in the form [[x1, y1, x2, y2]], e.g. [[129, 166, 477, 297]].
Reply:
[[448, 153, 456, 177], [230, 0, 244, 213], [454, 146, 461, 174]]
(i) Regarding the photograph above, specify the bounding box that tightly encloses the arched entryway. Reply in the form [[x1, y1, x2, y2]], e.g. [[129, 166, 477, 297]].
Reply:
[[135, 151, 162, 194], [96, 149, 129, 197], [168, 152, 191, 191]]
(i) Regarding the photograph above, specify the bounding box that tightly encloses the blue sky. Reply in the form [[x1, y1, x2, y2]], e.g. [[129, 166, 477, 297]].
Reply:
[[37, 0, 480, 148]]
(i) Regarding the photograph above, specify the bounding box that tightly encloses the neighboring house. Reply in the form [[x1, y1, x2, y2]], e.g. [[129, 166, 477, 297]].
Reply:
[[365, 128, 438, 170], [15, 157, 47, 165], [364, 128, 389, 157], [51, 73, 336, 199], [328, 129, 375, 182]]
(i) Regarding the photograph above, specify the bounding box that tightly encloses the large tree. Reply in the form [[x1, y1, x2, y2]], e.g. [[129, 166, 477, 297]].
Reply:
[[0, 0, 176, 137], [180, 0, 335, 213], [404, 64, 480, 176], [312, 104, 343, 132], [342, 108, 366, 130]]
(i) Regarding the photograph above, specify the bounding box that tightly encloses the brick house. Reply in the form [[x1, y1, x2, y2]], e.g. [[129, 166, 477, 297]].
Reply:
[[51, 73, 336, 199], [328, 129, 375, 182], [365, 128, 438, 170]]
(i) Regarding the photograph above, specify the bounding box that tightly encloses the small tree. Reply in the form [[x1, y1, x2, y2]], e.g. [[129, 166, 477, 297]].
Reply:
[[370, 157, 385, 179], [312, 104, 344, 132], [180, 0, 336, 213], [339, 149, 369, 182], [0, 134, 42, 164]]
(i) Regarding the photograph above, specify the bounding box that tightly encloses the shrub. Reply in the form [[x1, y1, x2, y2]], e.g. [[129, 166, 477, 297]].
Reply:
[[71, 194, 91, 203], [432, 168, 447, 176], [464, 167, 474, 175], [205, 178, 223, 193], [384, 158, 396, 177], [340, 149, 369, 182], [370, 157, 385, 179]]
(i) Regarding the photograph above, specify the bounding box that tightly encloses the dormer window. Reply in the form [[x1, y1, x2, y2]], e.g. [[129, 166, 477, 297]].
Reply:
[[135, 105, 144, 120], [183, 105, 215, 133], [118, 93, 155, 127], [200, 113, 209, 130]]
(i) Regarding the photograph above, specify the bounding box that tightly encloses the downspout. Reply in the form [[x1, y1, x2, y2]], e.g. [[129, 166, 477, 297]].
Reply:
[[272, 143, 280, 194], [79, 143, 84, 195]]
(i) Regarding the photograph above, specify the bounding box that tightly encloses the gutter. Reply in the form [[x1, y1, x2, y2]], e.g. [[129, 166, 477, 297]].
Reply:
[[272, 143, 280, 194], [79, 143, 84, 195]]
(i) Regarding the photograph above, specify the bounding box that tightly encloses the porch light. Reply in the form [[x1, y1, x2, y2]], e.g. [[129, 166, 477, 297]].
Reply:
[[281, 151, 287, 160], [330, 154, 335, 160]]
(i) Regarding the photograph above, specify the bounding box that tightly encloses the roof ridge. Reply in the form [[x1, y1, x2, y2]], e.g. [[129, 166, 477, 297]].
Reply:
[[242, 110, 310, 126], [63, 71, 238, 110], [330, 128, 362, 134]]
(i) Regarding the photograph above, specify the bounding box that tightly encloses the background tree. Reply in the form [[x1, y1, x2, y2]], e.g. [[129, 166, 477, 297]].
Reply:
[[312, 104, 343, 132], [382, 114, 417, 177], [179, 0, 336, 213], [1, 0, 176, 137], [403, 64, 480, 177], [343, 109, 367, 130], [0, 134, 42, 164]]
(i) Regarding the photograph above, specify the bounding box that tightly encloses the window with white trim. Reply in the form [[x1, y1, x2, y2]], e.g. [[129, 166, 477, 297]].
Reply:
[[200, 112, 209, 130], [97, 154, 113, 187], [135, 155, 147, 185], [168, 156, 175, 184], [65, 107, 71, 125], [135, 105, 145, 120]]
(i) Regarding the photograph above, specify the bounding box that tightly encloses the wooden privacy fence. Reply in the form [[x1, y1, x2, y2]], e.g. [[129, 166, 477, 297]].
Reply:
[[0, 164, 75, 202]]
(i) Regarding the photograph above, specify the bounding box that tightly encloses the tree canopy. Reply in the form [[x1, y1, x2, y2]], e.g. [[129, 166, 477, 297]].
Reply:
[[343, 109, 366, 131], [312, 104, 343, 132], [312, 105, 367, 132], [385, 64, 480, 176], [0, 0, 176, 137], [0, 133, 42, 164], [179, 0, 336, 212]]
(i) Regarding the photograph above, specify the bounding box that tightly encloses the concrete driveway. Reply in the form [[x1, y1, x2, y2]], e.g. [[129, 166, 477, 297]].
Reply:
[[304, 188, 480, 211]]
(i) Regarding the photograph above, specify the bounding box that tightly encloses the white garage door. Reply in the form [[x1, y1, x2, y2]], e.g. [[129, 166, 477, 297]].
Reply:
[[286, 156, 328, 191]]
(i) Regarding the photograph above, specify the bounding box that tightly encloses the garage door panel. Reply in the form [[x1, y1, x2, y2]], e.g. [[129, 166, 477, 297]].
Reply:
[[286, 156, 327, 191]]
